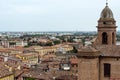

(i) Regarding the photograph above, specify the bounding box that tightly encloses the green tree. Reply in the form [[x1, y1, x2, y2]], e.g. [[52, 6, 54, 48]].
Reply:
[[82, 38, 85, 46], [25, 77, 35, 80], [53, 40, 60, 45], [46, 42, 53, 46], [72, 46, 78, 53]]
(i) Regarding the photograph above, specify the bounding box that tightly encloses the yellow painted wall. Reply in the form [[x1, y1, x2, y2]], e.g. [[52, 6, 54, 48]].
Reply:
[[0, 75, 14, 80]]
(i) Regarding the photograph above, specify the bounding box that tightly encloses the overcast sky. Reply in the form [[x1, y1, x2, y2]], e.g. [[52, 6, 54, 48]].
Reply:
[[0, 0, 120, 31]]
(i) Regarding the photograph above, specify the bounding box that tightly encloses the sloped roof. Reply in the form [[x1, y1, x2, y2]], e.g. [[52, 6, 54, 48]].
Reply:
[[77, 46, 100, 57], [95, 45, 120, 57], [78, 46, 98, 53], [0, 63, 13, 78]]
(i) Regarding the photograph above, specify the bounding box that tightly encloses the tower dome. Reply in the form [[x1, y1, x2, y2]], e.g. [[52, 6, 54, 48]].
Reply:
[[100, 4, 114, 19], [95, 2, 117, 46]]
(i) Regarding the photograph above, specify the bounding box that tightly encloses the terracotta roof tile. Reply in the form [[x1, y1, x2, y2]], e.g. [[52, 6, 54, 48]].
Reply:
[[0, 63, 13, 78], [77, 46, 100, 57], [95, 45, 120, 57], [70, 58, 78, 64]]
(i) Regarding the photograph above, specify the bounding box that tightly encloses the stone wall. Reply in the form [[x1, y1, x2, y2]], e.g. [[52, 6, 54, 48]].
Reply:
[[78, 57, 99, 80], [100, 57, 120, 80]]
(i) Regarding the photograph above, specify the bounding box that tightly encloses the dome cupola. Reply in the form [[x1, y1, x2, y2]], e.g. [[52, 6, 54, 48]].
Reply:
[[95, 1, 117, 46], [100, 5, 114, 19]]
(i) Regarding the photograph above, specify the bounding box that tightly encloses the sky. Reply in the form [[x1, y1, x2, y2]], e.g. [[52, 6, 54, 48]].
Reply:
[[0, 0, 120, 31]]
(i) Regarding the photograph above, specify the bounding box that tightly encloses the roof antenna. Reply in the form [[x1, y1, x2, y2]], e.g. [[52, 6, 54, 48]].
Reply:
[[106, 0, 108, 6]]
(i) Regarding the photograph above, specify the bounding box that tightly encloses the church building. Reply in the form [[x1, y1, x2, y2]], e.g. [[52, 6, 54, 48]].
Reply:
[[77, 2, 120, 80]]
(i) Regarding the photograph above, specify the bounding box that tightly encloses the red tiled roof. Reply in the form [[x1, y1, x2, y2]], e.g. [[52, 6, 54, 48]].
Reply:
[[0, 63, 13, 78], [70, 58, 78, 64], [95, 45, 120, 57]]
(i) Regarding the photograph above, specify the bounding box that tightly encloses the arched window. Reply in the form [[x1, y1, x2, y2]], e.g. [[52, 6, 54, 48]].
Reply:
[[102, 32, 108, 44], [112, 33, 114, 44]]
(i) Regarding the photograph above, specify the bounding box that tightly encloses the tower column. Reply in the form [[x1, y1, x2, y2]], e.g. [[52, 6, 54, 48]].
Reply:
[[108, 32, 112, 45], [93, 2, 117, 45]]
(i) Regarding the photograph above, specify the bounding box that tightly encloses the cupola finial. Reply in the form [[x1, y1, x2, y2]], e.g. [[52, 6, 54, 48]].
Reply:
[[106, 0, 108, 6]]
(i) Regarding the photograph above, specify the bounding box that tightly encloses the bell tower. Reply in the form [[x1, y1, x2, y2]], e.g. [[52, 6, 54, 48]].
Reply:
[[95, 1, 117, 45]]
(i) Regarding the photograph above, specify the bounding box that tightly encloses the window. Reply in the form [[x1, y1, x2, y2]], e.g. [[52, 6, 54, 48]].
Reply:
[[104, 63, 111, 77], [102, 32, 108, 44]]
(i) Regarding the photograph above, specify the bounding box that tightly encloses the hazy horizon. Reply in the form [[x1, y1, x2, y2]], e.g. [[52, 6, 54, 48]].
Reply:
[[0, 0, 120, 31]]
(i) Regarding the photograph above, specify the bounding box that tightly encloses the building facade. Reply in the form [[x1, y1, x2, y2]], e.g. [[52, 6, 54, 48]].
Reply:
[[0, 64, 14, 80], [77, 2, 120, 80]]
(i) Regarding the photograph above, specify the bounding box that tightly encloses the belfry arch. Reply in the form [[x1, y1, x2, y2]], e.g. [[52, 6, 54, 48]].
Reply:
[[102, 32, 108, 44], [93, 2, 117, 45]]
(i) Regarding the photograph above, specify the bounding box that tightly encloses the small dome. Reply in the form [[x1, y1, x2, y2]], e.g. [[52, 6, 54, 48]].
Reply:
[[100, 5, 114, 19]]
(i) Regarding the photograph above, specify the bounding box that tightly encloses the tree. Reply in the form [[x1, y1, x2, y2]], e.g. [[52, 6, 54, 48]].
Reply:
[[46, 42, 53, 46], [72, 46, 78, 53], [53, 40, 60, 45], [82, 38, 85, 46], [25, 77, 35, 80]]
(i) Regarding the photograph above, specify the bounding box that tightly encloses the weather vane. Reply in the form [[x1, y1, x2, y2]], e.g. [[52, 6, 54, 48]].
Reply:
[[106, 0, 108, 6]]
